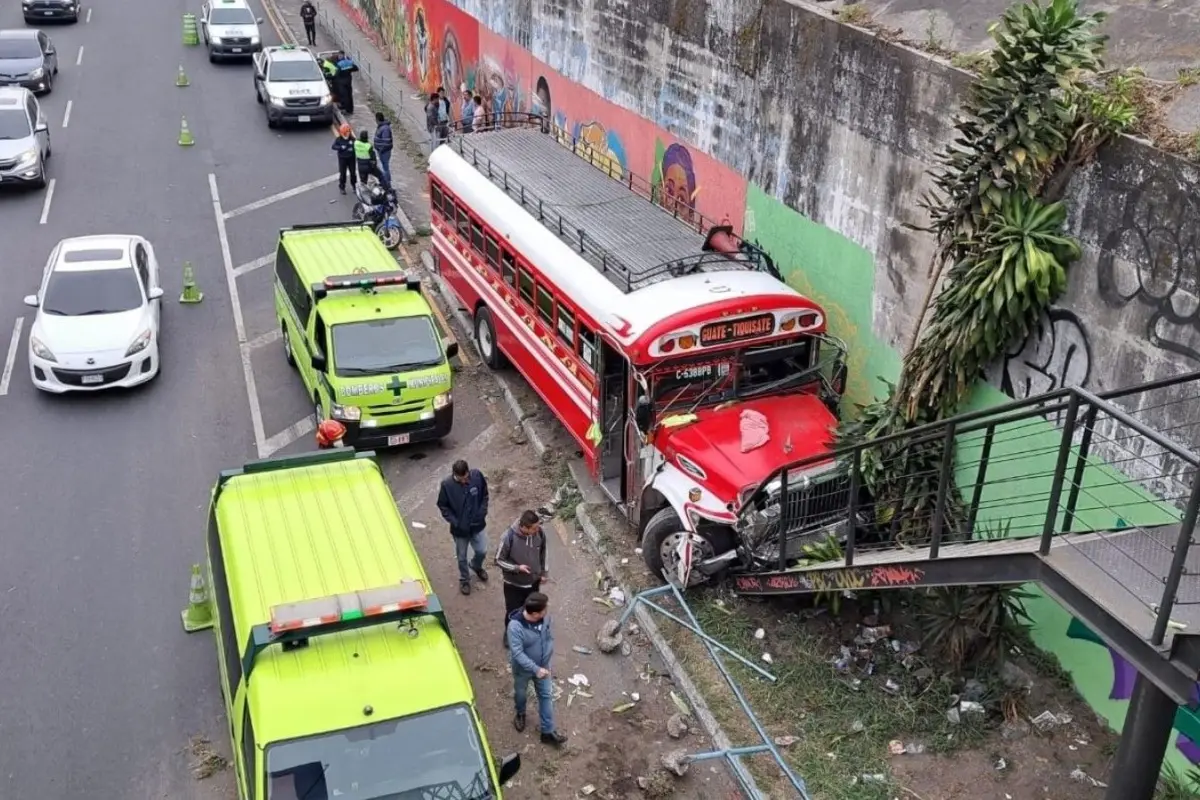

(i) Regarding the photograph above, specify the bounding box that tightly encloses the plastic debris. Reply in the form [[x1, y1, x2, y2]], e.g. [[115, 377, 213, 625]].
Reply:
[[774, 735, 798, 747], [995, 757, 1008, 771], [572, 645, 593, 655], [762, 652, 773, 664], [1030, 710, 1072, 731], [1070, 768, 1107, 787], [753, 628, 765, 640], [608, 587, 626, 606], [411, 521, 427, 529], [612, 702, 637, 713], [630, 692, 640, 701], [567, 674, 590, 687], [669, 691, 692, 717], [739, 409, 770, 452], [579, 785, 596, 796]]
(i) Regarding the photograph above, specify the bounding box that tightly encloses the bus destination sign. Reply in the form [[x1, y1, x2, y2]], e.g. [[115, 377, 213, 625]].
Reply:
[[700, 313, 775, 346]]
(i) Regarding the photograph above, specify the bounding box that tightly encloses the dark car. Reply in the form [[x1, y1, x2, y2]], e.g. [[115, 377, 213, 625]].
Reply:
[[21, 0, 80, 24], [0, 30, 58, 95]]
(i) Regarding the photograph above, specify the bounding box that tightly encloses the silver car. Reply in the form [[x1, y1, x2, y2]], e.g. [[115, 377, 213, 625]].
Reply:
[[0, 85, 50, 188]]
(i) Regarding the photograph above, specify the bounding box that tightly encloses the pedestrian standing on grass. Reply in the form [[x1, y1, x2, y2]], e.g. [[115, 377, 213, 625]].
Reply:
[[332, 124, 356, 195], [436, 459, 490, 595], [507, 591, 568, 746], [495, 510, 548, 647], [373, 111, 393, 186], [299, 0, 317, 46]]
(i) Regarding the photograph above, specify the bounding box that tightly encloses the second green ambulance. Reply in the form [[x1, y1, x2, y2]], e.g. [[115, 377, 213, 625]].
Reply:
[[274, 221, 457, 448]]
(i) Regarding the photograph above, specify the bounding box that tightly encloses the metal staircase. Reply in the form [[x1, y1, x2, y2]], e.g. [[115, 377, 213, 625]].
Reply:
[[732, 371, 1200, 706]]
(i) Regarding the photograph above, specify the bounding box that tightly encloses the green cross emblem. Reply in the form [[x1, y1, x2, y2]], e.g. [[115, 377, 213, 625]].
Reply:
[[388, 375, 404, 397]]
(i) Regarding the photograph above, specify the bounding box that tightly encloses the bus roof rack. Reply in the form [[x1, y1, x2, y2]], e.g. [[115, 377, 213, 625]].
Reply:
[[241, 580, 449, 682], [444, 114, 782, 293]]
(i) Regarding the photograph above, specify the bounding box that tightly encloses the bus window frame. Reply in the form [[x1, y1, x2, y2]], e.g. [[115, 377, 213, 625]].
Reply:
[[484, 236, 501, 271], [470, 221, 486, 254], [517, 268, 535, 306], [431, 184, 444, 217], [535, 283, 555, 328], [456, 205, 470, 238], [556, 303, 576, 348], [500, 251, 516, 287]]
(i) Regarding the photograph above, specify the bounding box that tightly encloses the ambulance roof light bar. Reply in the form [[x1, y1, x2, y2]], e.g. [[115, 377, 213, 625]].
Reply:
[[312, 271, 420, 299], [241, 580, 449, 682]]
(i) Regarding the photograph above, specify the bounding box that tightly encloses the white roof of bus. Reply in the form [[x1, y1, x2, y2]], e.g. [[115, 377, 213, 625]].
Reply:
[[428, 144, 809, 342]]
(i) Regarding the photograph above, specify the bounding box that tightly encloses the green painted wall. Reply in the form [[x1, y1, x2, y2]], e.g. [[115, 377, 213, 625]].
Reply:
[[743, 185, 901, 411], [745, 188, 1195, 776]]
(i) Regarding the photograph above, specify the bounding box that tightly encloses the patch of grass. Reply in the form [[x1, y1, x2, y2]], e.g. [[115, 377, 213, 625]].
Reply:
[[655, 592, 989, 799], [837, 3, 872, 26], [1178, 68, 1200, 88], [1157, 761, 1200, 800], [1011, 630, 1075, 691], [950, 51, 992, 74]]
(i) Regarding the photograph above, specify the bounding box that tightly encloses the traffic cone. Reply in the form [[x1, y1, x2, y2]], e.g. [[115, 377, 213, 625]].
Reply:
[[180, 262, 204, 304], [178, 116, 195, 146], [181, 564, 214, 633], [176, 64, 189, 87]]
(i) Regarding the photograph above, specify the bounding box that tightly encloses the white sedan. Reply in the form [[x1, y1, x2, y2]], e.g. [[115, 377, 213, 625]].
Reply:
[[23, 235, 164, 393]]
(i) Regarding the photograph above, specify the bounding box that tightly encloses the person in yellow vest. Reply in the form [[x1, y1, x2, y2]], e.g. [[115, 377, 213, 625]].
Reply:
[[353, 130, 389, 189]]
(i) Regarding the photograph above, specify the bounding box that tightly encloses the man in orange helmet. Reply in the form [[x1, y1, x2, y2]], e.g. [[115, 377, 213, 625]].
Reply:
[[331, 124, 357, 195], [315, 419, 347, 448]]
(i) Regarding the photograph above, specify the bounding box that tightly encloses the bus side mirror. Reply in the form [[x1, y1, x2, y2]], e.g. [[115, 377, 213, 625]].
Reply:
[[444, 340, 459, 360], [311, 353, 327, 372], [634, 397, 651, 432], [497, 753, 521, 783]]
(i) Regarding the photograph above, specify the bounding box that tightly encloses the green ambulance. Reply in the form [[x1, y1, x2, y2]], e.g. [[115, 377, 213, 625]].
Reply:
[[204, 448, 522, 798], [274, 221, 458, 448]]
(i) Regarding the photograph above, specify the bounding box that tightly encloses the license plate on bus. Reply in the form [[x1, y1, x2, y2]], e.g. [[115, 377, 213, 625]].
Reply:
[[81, 374, 103, 385], [387, 433, 410, 446], [298, 115, 311, 122], [231, 47, 243, 53]]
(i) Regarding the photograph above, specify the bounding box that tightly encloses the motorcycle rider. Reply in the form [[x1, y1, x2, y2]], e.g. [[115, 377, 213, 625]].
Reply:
[[332, 124, 357, 195]]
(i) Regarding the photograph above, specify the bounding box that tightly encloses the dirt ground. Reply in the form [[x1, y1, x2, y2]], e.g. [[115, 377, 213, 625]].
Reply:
[[390, 362, 738, 799]]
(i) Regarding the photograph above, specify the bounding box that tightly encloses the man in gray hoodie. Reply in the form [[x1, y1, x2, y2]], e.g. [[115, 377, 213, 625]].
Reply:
[[507, 592, 567, 745], [495, 510, 547, 647]]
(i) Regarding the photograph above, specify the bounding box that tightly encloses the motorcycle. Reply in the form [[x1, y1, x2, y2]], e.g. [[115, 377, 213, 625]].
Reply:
[[352, 181, 404, 250]]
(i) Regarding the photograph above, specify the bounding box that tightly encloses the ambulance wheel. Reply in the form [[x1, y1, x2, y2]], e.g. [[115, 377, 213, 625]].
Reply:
[[474, 306, 505, 370], [282, 324, 295, 366], [641, 507, 732, 588]]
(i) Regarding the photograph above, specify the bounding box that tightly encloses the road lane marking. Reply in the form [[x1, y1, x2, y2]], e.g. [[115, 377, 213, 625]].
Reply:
[[85, 7, 91, 22], [394, 423, 499, 513], [38, 178, 55, 225], [232, 253, 274, 278], [222, 174, 339, 221], [0, 317, 25, 396], [62, 100, 72, 128], [209, 173, 270, 458], [261, 415, 316, 458], [75, 46, 83, 66], [245, 328, 281, 351]]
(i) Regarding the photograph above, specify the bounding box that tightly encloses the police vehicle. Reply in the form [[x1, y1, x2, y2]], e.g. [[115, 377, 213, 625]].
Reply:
[[200, 0, 262, 62], [252, 44, 335, 128], [204, 448, 522, 799]]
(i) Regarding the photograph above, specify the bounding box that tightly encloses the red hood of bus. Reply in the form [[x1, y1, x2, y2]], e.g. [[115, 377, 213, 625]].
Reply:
[[656, 394, 837, 501]]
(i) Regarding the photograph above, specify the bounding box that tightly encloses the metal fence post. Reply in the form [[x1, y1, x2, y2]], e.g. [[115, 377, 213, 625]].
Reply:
[[1062, 404, 1099, 533], [844, 450, 861, 567], [1151, 474, 1200, 646], [1040, 393, 1080, 554], [929, 422, 957, 559], [965, 426, 994, 539]]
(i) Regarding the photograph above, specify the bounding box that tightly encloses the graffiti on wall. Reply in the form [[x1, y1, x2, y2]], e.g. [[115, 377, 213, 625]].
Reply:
[[1097, 175, 1200, 363], [733, 564, 926, 595], [1067, 618, 1200, 763], [987, 307, 1091, 424]]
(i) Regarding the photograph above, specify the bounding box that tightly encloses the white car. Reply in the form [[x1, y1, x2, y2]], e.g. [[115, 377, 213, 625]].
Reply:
[[23, 235, 164, 393]]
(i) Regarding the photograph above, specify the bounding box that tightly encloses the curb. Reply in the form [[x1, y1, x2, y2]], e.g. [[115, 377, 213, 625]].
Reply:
[[575, 503, 763, 799], [418, 250, 548, 456]]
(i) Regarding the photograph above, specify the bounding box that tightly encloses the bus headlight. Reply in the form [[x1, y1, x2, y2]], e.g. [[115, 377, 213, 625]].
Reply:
[[433, 391, 452, 410], [331, 403, 361, 421]]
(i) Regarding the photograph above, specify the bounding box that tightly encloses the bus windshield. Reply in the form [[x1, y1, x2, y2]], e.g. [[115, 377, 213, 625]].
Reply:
[[650, 338, 817, 416], [265, 705, 493, 800]]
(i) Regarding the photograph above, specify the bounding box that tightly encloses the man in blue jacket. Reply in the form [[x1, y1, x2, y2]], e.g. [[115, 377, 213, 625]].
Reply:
[[372, 112, 394, 187], [436, 459, 490, 595], [507, 592, 568, 746]]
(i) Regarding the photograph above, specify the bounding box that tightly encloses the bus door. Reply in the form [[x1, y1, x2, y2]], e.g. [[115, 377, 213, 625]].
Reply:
[[597, 339, 628, 504]]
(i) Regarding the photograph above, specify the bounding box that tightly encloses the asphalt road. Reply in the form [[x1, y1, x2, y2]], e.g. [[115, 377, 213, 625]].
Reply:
[[0, 1, 492, 797]]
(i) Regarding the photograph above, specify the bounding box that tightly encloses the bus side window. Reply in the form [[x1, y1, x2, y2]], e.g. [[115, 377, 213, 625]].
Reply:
[[431, 184, 444, 217], [501, 252, 516, 287], [484, 236, 501, 271], [456, 205, 470, 238], [518, 269, 535, 306], [470, 222, 485, 254], [579, 324, 598, 372], [536, 284, 555, 328], [556, 304, 576, 348]]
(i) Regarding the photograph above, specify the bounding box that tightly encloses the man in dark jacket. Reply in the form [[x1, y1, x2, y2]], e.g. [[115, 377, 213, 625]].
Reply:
[[495, 510, 547, 647], [424, 92, 440, 148], [332, 52, 358, 114], [436, 459, 490, 594], [373, 112, 394, 186], [507, 592, 567, 745], [299, 0, 317, 45], [331, 124, 356, 194]]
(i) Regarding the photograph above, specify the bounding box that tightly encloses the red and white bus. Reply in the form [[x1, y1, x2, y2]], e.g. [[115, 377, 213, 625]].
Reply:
[[427, 115, 851, 585]]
